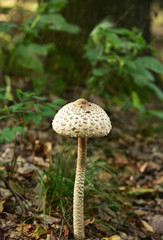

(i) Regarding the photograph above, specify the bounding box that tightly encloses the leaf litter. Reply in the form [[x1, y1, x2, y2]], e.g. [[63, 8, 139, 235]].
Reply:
[[0, 105, 163, 240]]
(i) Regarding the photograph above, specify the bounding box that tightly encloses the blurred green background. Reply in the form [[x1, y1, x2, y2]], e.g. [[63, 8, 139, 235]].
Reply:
[[0, 0, 163, 117]]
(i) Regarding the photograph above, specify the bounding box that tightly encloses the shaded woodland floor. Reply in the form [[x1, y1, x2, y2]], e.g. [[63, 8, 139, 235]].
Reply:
[[0, 102, 163, 240]]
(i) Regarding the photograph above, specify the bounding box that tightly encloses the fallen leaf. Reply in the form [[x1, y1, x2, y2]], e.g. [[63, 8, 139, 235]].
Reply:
[[139, 162, 148, 173], [154, 176, 163, 185], [63, 225, 69, 239], [31, 225, 46, 239], [102, 235, 122, 240], [10, 231, 21, 239], [46, 233, 55, 240], [9, 179, 24, 195], [128, 188, 155, 196], [33, 156, 49, 168], [0, 199, 5, 212], [38, 214, 61, 225], [134, 209, 146, 216], [99, 172, 112, 179], [85, 217, 95, 226], [113, 152, 127, 165], [0, 188, 12, 199], [141, 220, 154, 233]]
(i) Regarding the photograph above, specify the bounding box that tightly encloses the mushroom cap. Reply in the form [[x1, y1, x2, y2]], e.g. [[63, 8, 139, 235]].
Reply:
[[52, 98, 112, 138]]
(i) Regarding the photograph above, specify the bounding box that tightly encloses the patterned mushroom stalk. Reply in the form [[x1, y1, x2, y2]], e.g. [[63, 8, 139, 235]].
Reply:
[[52, 98, 112, 240]]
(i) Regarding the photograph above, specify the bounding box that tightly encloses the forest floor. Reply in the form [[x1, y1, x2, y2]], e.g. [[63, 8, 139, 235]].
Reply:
[[0, 100, 163, 240]]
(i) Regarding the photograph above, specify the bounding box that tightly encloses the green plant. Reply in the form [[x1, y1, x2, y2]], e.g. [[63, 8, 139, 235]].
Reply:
[[38, 145, 120, 234], [0, 86, 65, 175], [84, 24, 163, 118], [0, 88, 65, 142], [0, 0, 79, 93], [38, 144, 75, 217]]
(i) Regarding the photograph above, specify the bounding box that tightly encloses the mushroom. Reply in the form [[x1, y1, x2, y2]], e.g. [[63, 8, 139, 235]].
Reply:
[[52, 98, 112, 239]]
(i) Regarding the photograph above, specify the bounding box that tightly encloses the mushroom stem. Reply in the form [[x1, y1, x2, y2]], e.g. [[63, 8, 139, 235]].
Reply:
[[73, 137, 87, 240]]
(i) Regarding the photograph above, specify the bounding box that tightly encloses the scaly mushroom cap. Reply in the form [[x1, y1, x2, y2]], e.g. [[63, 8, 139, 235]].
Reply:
[[52, 98, 112, 138]]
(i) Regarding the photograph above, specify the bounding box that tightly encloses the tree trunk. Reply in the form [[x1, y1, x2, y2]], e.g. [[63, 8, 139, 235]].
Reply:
[[59, 0, 151, 50], [41, 0, 151, 95]]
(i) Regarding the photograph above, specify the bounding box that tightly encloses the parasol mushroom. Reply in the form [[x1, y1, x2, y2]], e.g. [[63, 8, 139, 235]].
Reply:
[[52, 98, 112, 239]]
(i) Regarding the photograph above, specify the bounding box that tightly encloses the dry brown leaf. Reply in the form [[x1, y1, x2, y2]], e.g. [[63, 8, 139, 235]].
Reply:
[[38, 214, 61, 225], [154, 176, 163, 185], [33, 156, 49, 168], [113, 152, 127, 165], [84, 217, 95, 226], [134, 209, 146, 216], [0, 199, 5, 212], [16, 223, 32, 236], [46, 234, 55, 240], [139, 162, 148, 173], [99, 172, 112, 179], [10, 231, 21, 239], [63, 225, 69, 239], [102, 235, 121, 240], [0, 188, 12, 199], [141, 220, 154, 233]]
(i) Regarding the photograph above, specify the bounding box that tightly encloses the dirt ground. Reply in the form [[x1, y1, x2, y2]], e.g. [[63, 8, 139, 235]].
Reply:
[[0, 103, 163, 240]]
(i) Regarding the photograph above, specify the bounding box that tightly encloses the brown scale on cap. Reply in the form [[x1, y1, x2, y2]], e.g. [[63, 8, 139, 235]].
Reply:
[[52, 98, 112, 138]]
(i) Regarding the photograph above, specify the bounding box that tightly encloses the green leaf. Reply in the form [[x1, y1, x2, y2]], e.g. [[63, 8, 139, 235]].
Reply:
[[135, 56, 163, 74], [39, 13, 63, 24], [32, 96, 47, 100], [52, 105, 61, 110], [16, 55, 44, 74], [16, 89, 34, 101], [9, 103, 24, 112], [147, 82, 163, 101], [0, 128, 15, 142], [83, 49, 100, 63], [15, 43, 53, 57], [31, 114, 42, 124], [28, 43, 54, 56], [34, 103, 42, 109], [93, 67, 108, 77], [106, 32, 121, 48], [41, 107, 54, 116], [146, 110, 163, 119], [24, 112, 39, 124], [88, 76, 96, 85], [39, 14, 80, 33], [131, 92, 143, 110], [13, 43, 54, 74], [0, 115, 7, 120], [0, 22, 17, 33], [16, 89, 23, 101], [131, 67, 154, 87], [24, 114, 31, 123], [13, 126, 25, 134], [52, 99, 66, 105], [4, 76, 13, 101]]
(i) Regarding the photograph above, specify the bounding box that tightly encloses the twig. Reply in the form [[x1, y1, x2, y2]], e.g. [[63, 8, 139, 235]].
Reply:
[[132, 206, 163, 213], [114, 5, 134, 26], [59, 219, 64, 239], [0, 174, 30, 213]]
